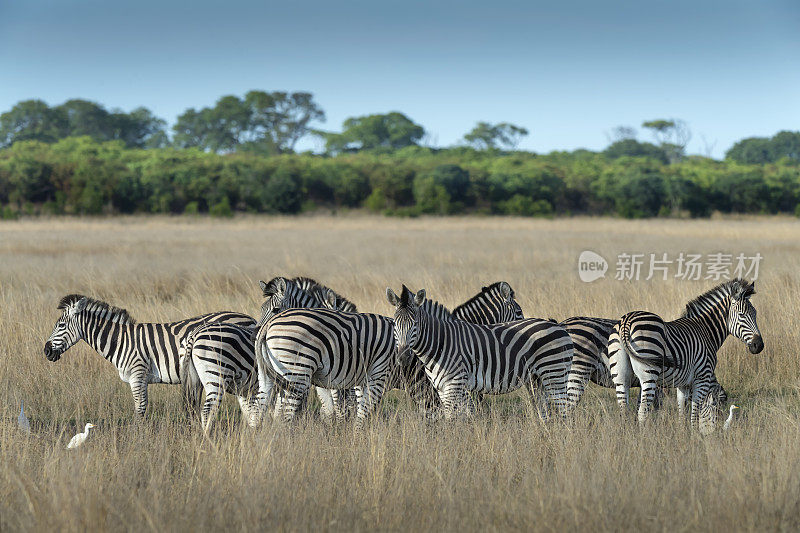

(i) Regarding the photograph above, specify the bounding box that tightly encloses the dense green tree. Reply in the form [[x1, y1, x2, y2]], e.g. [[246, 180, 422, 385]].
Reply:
[[323, 112, 424, 153], [0, 100, 67, 146], [603, 139, 668, 163], [724, 137, 772, 164], [173, 91, 324, 154], [463, 122, 528, 150], [726, 131, 800, 164], [0, 99, 167, 149]]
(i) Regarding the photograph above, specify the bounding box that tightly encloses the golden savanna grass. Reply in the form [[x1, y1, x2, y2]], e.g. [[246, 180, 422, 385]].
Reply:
[[1, 215, 800, 532]]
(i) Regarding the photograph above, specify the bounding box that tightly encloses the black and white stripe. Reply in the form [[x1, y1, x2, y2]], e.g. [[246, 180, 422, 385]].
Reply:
[[387, 285, 574, 420], [179, 322, 265, 432], [43, 294, 254, 417], [255, 307, 395, 429], [399, 282, 527, 414], [181, 277, 356, 430], [561, 315, 728, 409], [607, 279, 763, 433], [253, 276, 359, 422]]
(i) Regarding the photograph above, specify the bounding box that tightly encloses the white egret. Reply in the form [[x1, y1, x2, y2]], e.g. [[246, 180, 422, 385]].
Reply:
[[66, 423, 96, 449], [723, 404, 740, 431], [18, 401, 31, 434]]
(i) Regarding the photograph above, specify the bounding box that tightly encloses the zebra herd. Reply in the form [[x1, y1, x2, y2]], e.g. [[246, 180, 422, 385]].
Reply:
[[44, 277, 763, 434]]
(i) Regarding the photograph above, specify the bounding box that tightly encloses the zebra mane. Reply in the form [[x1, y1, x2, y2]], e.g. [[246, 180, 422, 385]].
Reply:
[[682, 278, 755, 318], [421, 298, 454, 319], [57, 294, 135, 324], [451, 281, 514, 315], [291, 277, 358, 312]]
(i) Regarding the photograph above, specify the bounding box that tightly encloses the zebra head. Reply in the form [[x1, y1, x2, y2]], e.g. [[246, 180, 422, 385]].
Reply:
[[386, 285, 426, 367], [255, 277, 289, 333], [491, 281, 524, 321], [728, 279, 763, 354], [44, 295, 88, 361]]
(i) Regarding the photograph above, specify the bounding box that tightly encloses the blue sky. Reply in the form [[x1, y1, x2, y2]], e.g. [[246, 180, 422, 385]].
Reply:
[[1, 0, 798, 157]]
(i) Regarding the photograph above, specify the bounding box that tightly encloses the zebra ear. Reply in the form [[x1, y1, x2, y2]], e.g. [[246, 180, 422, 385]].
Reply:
[[386, 287, 399, 306], [414, 289, 426, 306], [324, 289, 339, 309], [274, 277, 287, 295], [744, 280, 756, 298], [261, 277, 287, 297], [258, 280, 268, 295], [73, 297, 88, 315], [499, 282, 513, 300]]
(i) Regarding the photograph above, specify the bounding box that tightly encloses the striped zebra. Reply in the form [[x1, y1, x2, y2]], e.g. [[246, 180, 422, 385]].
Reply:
[[180, 277, 355, 431], [398, 282, 526, 414], [607, 279, 762, 433], [254, 276, 359, 422], [44, 295, 254, 417], [387, 285, 573, 419], [179, 323, 264, 431], [562, 316, 728, 409], [254, 307, 396, 429]]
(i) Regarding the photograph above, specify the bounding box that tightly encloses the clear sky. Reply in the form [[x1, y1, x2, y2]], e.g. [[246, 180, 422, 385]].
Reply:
[[1, 0, 798, 157]]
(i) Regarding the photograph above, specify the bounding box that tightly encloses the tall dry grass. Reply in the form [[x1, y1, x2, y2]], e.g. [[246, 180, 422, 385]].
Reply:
[[1, 215, 800, 531]]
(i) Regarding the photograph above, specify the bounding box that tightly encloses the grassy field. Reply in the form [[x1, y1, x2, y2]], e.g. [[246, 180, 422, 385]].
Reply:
[[1, 215, 799, 532]]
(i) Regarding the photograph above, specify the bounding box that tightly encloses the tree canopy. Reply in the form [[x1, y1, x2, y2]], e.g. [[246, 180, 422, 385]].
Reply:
[[172, 91, 325, 154], [321, 112, 425, 153], [726, 131, 800, 164], [0, 99, 166, 149], [463, 122, 529, 150]]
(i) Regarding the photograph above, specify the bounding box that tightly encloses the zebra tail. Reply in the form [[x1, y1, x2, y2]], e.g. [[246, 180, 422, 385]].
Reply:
[[179, 336, 204, 420], [620, 315, 661, 364], [256, 339, 295, 396]]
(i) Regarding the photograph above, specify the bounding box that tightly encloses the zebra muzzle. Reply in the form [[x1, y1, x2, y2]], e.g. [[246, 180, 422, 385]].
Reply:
[[44, 342, 61, 361], [748, 335, 764, 354]]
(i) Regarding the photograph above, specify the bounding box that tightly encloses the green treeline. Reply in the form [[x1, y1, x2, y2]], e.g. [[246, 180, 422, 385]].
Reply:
[[0, 94, 798, 218]]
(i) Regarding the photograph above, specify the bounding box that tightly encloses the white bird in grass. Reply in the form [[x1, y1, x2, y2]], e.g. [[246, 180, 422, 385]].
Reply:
[[723, 404, 740, 431], [66, 423, 96, 449], [18, 401, 31, 434]]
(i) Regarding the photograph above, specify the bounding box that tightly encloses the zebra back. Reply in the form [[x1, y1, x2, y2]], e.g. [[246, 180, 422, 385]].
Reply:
[[452, 281, 524, 323]]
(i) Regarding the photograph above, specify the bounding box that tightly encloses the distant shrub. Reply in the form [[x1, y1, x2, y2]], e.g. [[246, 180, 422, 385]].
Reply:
[[209, 197, 233, 218]]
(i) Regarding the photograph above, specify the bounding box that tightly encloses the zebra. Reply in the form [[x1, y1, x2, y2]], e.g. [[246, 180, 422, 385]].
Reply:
[[254, 307, 396, 429], [607, 279, 763, 433], [43, 294, 254, 417], [387, 285, 574, 420], [556, 315, 728, 409], [397, 281, 527, 414], [253, 276, 359, 422], [179, 322, 264, 432], [181, 279, 355, 431]]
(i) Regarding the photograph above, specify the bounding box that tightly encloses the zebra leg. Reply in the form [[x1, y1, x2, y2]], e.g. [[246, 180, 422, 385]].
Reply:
[[523, 377, 551, 421], [690, 377, 715, 434], [539, 371, 569, 420], [438, 384, 471, 420], [676, 386, 690, 420], [236, 395, 262, 428], [355, 378, 388, 431], [334, 388, 357, 423], [607, 327, 632, 410], [275, 376, 311, 424], [129, 374, 149, 418], [636, 377, 659, 423], [699, 388, 719, 436], [201, 384, 223, 433], [566, 345, 600, 408], [315, 387, 336, 424]]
